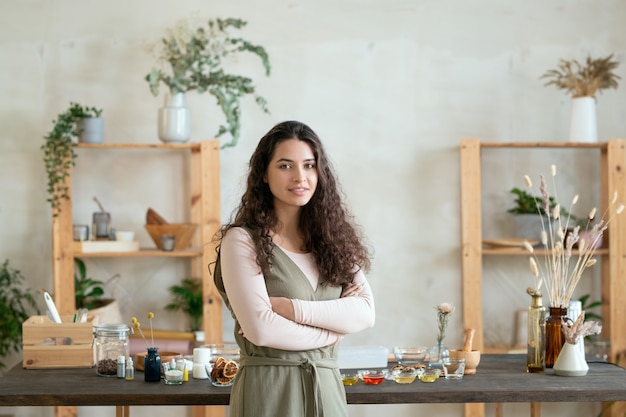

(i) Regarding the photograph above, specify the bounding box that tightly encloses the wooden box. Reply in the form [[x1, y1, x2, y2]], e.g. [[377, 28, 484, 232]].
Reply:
[[22, 315, 97, 369]]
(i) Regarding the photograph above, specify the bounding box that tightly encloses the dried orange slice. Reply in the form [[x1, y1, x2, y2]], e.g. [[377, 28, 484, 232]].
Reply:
[[213, 356, 226, 369], [223, 360, 239, 378]]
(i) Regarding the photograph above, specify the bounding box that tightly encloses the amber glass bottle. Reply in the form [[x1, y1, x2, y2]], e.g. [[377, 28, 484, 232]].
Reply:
[[545, 306, 567, 368]]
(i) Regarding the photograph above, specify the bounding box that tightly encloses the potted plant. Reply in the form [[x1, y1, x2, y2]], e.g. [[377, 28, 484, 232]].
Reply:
[[74, 258, 106, 310], [540, 54, 620, 142], [68, 103, 104, 144], [165, 278, 203, 337], [74, 258, 123, 323], [145, 17, 271, 148], [42, 102, 104, 216], [507, 187, 580, 244], [0, 259, 40, 372]]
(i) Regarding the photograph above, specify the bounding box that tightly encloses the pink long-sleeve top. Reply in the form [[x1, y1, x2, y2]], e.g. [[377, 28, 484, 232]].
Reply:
[[220, 227, 375, 351]]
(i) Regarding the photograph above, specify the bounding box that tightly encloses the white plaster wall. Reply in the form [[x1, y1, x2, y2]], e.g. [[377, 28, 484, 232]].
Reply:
[[1, 1, 625, 416]]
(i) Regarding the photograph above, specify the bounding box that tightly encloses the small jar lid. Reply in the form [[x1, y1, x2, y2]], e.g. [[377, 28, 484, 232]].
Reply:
[[94, 323, 130, 336]]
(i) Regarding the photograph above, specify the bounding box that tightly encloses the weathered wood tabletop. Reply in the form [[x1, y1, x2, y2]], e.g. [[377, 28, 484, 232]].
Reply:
[[1, 354, 624, 407]]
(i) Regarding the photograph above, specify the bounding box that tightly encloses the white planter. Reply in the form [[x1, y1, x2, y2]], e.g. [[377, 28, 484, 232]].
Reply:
[[158, 93, 191, 143], [78, 117, 104, 144], [553, 342, 589, 377], [569, 96, 598, 143]]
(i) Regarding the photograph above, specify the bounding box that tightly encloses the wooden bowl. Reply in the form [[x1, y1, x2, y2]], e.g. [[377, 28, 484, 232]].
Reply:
[[144, 223, 197, 250], [449, 349, 481, 374]]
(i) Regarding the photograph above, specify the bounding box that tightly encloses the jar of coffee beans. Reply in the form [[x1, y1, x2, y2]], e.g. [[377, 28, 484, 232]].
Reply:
[[94, 324, 130, 377]]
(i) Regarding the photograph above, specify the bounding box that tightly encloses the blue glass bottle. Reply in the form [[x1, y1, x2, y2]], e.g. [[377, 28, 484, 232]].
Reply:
[[144, 347, 161, 382]]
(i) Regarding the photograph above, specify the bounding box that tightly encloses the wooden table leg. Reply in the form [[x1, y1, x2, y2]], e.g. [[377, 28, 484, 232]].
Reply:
[[116, 405, 130, 417], [530, 402, 541, 417], [495, 403, 503, 417]]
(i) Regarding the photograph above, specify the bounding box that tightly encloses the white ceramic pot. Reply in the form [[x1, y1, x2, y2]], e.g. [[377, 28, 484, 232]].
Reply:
[[78, 117, 104, 143], [569, 96, 598, 143], [553, 342, 589, 376], [158, 93, 191, 143]]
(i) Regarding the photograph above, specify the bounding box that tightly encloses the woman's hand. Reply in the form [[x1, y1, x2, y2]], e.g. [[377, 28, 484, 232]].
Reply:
[[341, 282, 363, 298], [270, 297, 296, 321]]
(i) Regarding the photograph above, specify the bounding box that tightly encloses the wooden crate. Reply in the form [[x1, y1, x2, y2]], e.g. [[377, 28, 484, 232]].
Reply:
[[22, 315, 97, 369]]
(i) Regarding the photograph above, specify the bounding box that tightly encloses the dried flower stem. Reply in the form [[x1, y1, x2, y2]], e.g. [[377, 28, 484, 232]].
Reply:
[[131, 317, 149, 349], [435, 302, 454, 344], [562, 311, 602, 344]]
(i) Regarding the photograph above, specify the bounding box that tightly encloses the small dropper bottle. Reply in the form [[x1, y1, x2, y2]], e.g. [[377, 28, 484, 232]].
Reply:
[[125, 357, 135, 381], [117, 355, 126, 379]]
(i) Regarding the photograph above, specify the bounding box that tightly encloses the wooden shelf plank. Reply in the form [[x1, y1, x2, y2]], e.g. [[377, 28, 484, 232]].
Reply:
[[74, 247, 203, 257], [482, 247, 610, 256], [475, 141, 607, 149], [75, 143, 203, 150]]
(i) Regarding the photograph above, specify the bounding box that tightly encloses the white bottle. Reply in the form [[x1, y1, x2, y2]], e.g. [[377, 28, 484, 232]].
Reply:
[[117, 355, 126, 379], [125, 357, 134, 381]]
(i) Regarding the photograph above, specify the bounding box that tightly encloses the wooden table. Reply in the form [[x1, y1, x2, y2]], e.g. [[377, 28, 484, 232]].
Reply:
[[1, 355, 624, 413]]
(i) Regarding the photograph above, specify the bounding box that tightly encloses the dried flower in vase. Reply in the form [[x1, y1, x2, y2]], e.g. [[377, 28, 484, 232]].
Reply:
[[130, 312, 157, 349], [541, 54, 620, 98], [435, 302, 455, 344], [562, 311, 602, 345], [522, 165, 624, 307]]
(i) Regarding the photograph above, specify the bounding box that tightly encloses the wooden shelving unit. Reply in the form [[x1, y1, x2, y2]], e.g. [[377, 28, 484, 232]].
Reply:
[[51, 141, 224, 417], [460, 139, 626, 417]]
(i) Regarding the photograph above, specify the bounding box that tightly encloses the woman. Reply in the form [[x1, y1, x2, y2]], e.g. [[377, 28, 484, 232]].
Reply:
[[213, 120, 375, 417]]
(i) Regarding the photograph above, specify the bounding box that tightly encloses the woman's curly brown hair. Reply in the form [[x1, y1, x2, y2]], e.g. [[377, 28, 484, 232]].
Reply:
[[217, 120, 371, 286]]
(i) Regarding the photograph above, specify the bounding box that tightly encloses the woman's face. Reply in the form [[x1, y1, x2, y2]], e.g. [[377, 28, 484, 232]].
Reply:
[[265, 139, 318, 211]]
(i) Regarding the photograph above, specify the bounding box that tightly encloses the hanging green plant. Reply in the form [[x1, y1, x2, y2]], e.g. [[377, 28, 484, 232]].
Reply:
[[42, 102, 103, 216], [145, 17, 271, 148]]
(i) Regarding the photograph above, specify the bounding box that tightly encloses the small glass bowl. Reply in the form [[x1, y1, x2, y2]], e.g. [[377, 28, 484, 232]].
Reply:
[[418, 368, 441, 383], [393, 346, 428, 366], [391, 367, 422, 384], [341, 373, 360, 386], [358, 369, 388, 385], [205, 360, 239, 387]]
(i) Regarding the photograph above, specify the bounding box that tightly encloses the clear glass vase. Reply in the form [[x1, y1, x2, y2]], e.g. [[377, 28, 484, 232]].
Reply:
[[428, 341, 449, 368]]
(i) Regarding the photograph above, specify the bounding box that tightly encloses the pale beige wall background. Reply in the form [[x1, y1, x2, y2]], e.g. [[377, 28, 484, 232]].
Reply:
[[1, 1, 625, 416]]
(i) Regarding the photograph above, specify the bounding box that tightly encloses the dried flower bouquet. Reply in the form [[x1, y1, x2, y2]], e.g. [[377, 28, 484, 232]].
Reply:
[[562, 311, 602, 345], [522, 165, 624, 308], [541, 54, 620, 98]]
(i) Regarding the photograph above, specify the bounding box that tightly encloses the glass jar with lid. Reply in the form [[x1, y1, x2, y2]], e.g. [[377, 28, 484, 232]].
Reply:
[[94, 324, 130, 377]]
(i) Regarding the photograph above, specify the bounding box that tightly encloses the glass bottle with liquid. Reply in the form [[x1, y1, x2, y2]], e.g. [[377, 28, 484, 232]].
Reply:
[[527, 292, 547, 373]]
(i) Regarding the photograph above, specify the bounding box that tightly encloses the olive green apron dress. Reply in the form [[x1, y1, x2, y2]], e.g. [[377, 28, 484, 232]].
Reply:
[[214, 242, 347, 417]]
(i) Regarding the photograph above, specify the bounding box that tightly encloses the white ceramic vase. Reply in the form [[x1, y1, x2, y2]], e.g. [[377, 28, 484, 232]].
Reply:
[[553, 341, 589, 377], [158, 92, 191, 143], [569, 96, 598, 142]]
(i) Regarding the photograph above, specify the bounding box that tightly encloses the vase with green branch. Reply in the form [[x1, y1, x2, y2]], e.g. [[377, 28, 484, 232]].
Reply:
[[145, 17, 271, 148]]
